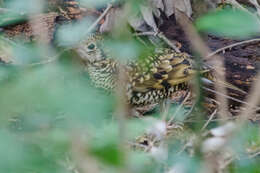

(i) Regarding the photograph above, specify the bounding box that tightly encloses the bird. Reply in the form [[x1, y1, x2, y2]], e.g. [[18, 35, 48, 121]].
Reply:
[[75, 34, 240, 108]]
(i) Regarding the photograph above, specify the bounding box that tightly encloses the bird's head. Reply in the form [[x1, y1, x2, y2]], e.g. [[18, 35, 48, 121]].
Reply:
[[76, 33, 105, 63]]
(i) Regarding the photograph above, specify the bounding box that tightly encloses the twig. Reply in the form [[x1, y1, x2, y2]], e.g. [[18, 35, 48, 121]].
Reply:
[[238, 72, 260, 122], [207, 38, 260, 58], [201, 108, 218, 131], [202, 87, 257, 108], [225, 0, 252, 13], [167, 91, 191, 125], [134, 31, 181, 52], [184, 117, 237, 123], [249, 0, 260, 16], [249, 151, 260, 158], [86, 3, 112, 33], [134, 32, 158, 36], [220, 157, 235, 170], [157, 32, 181, 53], [176, 10, 229, 122]]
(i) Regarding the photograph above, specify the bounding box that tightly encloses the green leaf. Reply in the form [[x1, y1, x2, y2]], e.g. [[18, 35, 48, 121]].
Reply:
[[5, 0, 45, 14], [89, 123, 124, 166], [195, 9, 260, 38], [0, 12, 27, 27], [55, 19, 93, 47]]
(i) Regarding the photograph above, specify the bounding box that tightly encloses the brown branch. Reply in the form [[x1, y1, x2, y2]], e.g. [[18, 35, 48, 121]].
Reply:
[[238, 72, 260, 122], [176, 10, 229, 122]]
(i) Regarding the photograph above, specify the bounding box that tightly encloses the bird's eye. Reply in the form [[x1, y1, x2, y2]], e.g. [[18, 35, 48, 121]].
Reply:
[[87, 43, 95, 50]]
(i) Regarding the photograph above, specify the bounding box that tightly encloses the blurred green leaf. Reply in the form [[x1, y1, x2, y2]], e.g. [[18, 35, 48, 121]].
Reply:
[[196, 9, 260, 38], [0, 11, 27, 27], [0, 53, 114, 129], [89, 122, 123, 166], [128, 151, 157, 173], [5, 0, 45, 14], [231, 158, 260, 173], [126, 118, 151, 140], [104, 38, 141, 61], [79, 0, 112, 8], [55, 19, 93, 47], [0, 130, 68, 173]]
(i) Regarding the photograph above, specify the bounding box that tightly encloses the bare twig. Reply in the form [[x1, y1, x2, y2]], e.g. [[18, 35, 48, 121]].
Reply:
[[134, 32, 158, 36], [184, 117, 237, 123], [249, 150, 260, 158], [220, 157, 235, 170], [249, 0, 260, 16], [202, 87, 259, 109], [207, 38, 260, 58], [225, 0, 252, 13], [86, 3, 112, 33], [157, 32, 181, 53], [201, 108, 218, 131], [134, 31, 181, 52], [167, 91, 191, 125], [238, 73, 260, 121]]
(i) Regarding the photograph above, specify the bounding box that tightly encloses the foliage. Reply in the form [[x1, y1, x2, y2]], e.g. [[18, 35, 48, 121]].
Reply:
[[0, 1, 259, 173]]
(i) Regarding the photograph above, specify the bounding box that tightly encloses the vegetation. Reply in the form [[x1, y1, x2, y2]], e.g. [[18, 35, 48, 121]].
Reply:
[[0, 0, 259, 173]]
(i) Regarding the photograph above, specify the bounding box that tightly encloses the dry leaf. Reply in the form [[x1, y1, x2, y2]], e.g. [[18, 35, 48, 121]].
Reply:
[[149, 0, 164, 18], [140, 5, 158, 32], [128, 14, 150, 32], [174, 0, 192, 17], [163, 0, 175, 17]]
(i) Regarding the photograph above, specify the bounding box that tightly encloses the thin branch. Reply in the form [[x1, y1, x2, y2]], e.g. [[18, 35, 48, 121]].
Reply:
[[167, 91, 191, 125], [249, 150, 260, 158], [238, 72, 260, 121], [201, 108, 218, 131], [157, 32, 181, 53], [184, 117, 237, 123], [86, 3, 112, 33], [202, 87, 258, 109], [134, 32, 157, 36], [134, 31, 181, 52], [207, 38, 260, 58], [225, 0, 252, 13]]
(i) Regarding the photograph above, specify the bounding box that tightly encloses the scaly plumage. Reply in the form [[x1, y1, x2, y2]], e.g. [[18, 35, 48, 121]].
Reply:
[[75, 34, 212, 107]]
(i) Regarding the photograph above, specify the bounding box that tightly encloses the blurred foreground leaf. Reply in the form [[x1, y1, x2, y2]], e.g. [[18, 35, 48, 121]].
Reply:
[[0, 53, 114, 129], [196, 9, 260, 38], [0, 11, 27, 27]]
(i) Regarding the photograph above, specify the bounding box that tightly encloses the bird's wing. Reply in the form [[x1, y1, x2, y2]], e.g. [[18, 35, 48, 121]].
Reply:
[[128, 50, 207, 92]]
